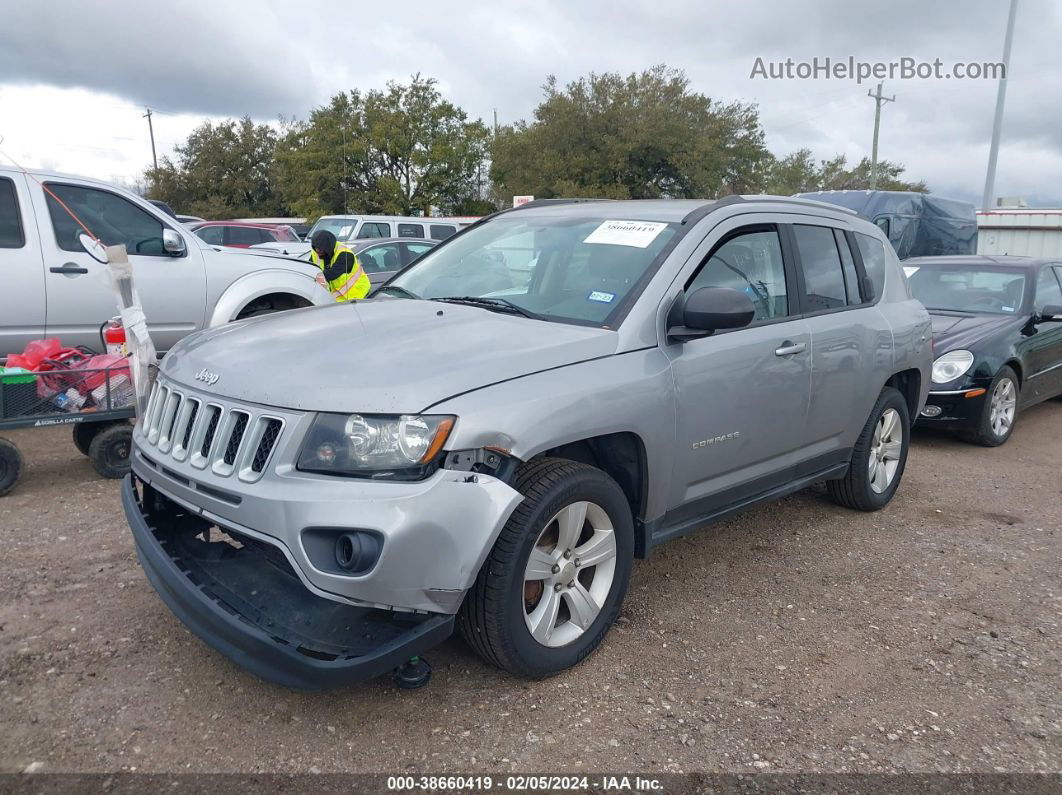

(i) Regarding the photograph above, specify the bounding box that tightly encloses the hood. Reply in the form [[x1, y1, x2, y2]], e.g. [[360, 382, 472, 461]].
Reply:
[[161, 299, 618, 413], [930, 312, 1016, 353]]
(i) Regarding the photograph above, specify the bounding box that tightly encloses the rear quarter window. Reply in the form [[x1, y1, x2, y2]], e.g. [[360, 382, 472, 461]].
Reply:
[[855, 232, 888, 301]]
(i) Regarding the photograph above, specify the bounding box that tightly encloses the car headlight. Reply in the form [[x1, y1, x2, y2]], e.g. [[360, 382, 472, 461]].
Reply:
[[932, 350, 975, 384], [297, 413, 455, 478]]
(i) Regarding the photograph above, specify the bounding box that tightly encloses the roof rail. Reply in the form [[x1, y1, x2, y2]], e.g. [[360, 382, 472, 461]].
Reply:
[[509, 198, 615, 211], [754, 194, 859, 215]]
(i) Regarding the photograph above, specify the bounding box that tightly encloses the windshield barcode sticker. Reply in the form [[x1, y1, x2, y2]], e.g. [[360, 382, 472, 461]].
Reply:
[[584, 220, 668, 248], [587, 290, 616, 303]]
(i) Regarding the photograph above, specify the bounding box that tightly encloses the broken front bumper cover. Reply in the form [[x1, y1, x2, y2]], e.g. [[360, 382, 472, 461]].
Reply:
[[123, 474, 454, 689]]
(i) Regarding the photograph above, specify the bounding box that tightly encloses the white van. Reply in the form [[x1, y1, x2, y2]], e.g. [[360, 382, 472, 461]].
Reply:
[[307, 215, 464, 243]]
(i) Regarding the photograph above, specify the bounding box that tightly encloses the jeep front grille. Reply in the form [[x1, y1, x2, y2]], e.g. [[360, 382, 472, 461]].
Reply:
[[140, 380, 285, 482]]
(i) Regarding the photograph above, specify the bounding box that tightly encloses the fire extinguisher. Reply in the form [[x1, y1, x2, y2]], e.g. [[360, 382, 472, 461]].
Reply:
[[102, 316, 128, 356]]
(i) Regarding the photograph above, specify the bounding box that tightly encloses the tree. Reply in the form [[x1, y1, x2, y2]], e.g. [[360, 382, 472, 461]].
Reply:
[[490, 66, 771, 201], [275, 76, 490, 219], [765, 148, 928, 194], [145, 118, 283, 217]]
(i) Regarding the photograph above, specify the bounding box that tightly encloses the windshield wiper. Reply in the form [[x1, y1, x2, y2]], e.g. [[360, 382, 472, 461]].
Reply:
[[432, 296, 542, 320], [378, 285, 420, 299]]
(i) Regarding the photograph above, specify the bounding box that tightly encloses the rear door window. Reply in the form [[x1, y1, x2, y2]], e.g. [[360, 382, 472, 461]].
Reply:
[[195, 225, 225, 245], [403, 242, 433, 264], [793, 224, 847, 312], [0, 177, 25, 248], [226, 226, 268, 246], [356, 222, 391, 239], [429, 224, 457, 240], [358, 242, 403, 273], [397, 223, 425, 239]]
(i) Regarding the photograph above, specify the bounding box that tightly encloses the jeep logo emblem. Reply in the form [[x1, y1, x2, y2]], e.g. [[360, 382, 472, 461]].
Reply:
[[194, 368, 220, 385]]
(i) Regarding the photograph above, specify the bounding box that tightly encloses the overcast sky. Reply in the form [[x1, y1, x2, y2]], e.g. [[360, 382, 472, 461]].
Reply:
[[2, 0, 1060, 206]]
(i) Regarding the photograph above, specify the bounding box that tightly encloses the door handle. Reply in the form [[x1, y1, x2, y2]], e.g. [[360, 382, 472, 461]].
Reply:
[[50, 262, 89, 275], [775, 341, 807, 357]]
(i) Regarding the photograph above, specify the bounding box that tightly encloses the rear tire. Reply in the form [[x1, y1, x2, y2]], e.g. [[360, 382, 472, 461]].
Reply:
[[0, 437, 24, 497], [959, 366, 1019, 447], [72, 423, 102, 457], [827, 387, 910, 512], [459, 457, 634, 678], [88, 423, 132, 479]]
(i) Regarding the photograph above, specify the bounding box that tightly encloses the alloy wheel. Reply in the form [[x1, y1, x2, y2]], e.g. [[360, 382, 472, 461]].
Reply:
[[988, 377, 1017, 439], [522, 501, 618, 648], [868, 408, 903, 494]]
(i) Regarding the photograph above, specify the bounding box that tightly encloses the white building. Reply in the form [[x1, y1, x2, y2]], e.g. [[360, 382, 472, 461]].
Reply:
[[977, 209, 1062, 257]]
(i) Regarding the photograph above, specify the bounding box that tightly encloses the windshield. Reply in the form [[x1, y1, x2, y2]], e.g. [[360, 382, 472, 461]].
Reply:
[[307, 217, 358, 241], [389, 214, 679, 325], [905, 264, 1026, 314]]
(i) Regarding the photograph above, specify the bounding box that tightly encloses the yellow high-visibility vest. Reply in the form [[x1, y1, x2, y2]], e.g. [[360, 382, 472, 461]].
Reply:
[[310, 244, 371, 302]]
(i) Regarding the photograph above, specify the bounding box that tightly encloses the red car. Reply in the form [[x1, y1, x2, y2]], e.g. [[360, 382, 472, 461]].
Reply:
[[190, 221, 301, 248]]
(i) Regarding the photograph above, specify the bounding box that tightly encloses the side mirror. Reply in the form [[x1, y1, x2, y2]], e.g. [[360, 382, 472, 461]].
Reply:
[[78, 233, 108, 264], [1040, 304, 1062, 322], [669, 287, 755, 341], [163, 228, 186, 256]]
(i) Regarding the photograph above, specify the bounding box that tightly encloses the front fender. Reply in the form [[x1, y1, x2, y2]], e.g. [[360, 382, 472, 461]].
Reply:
[[209, 268, 333, 326], [428, 348, 677, 523]]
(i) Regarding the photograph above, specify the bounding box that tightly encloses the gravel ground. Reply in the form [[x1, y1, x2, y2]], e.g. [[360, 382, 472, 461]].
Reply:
[[0, 404, 1059, 775]]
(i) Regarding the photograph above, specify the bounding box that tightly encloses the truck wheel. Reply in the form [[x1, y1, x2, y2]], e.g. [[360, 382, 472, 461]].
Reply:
[[88, 423, 133, 479], [959, 366, 1019, 447], [0, 438, 24, 497], [459, 457, 634, 678], [73, 423, 102, 457], [827, 387, 910, 512]]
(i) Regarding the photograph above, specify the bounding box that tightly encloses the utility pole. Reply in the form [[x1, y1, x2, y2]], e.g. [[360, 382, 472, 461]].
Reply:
[[143, 108, 158, 171], [493, 108, 498, 137], [866, 83, 895, 190], [982, 0, 1019, 210]]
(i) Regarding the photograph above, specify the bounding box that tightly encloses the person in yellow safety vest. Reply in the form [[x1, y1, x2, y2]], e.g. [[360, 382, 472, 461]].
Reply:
[[309, 230, 371, 302]]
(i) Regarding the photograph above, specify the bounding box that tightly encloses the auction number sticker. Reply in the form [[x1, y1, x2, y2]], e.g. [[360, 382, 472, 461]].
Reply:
[[584, 220, 668, 248]]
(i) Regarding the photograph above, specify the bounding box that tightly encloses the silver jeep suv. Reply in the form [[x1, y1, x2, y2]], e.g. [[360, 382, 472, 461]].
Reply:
[[123, 196, 931, 688]]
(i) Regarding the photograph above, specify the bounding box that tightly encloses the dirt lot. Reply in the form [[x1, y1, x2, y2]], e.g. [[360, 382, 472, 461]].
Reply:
[[0, 404, 1059, 775]]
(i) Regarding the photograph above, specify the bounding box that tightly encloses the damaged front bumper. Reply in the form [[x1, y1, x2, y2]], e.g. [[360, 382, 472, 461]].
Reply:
[[123, 474, 456, 689]]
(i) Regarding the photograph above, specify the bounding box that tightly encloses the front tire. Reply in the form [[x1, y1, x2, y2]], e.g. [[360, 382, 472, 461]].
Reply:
[[459, 457, 634, 678], [960, 366, 1019, 447], [827, 386, 910, 511], [88, 423, 132, 479]]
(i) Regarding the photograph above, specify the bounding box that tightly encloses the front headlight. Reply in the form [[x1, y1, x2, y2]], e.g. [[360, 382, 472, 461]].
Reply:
[[297, 413, 455, 478], [932, 350, 975, 384]]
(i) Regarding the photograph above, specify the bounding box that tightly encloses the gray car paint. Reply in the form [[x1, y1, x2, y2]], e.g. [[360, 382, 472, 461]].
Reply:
[[132, 196, 931, 614]]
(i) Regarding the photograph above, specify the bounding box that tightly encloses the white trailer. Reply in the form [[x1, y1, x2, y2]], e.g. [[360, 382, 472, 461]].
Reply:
[[977, 210, 1062, 257]]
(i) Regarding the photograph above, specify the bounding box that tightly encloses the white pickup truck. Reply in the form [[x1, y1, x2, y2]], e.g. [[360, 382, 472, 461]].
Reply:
[[0, 167, 332, 356]]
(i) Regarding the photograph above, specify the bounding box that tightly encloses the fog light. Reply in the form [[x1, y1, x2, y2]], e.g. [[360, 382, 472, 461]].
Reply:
[[334, 531, 381, 574], [921, 405, 942, 418]]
